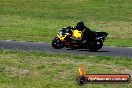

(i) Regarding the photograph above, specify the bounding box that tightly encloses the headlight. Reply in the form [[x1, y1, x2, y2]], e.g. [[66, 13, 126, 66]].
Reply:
[[58, 31, 63, 36]]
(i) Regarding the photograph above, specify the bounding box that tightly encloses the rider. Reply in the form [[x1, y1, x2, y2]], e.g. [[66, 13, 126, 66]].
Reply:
[[75, 21, 96, 43]]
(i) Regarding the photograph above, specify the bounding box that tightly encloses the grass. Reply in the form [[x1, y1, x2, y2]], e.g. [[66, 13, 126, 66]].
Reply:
[[0, 50, 132, 88], [0, 1, 131, 87], [0, 0, 132, 46]]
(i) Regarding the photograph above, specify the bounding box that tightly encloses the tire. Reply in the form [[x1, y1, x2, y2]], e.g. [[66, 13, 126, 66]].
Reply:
[[96, 39, 103, 50], [52, 38, 64, 49], [89, 40, 103, 52]]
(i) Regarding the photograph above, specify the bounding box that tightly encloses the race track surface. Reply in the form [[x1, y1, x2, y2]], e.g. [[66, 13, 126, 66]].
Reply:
[[0, 40, 132, 58]]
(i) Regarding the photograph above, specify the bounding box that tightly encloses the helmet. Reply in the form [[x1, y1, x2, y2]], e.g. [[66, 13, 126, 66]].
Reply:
[[76, 22, 85, 31]]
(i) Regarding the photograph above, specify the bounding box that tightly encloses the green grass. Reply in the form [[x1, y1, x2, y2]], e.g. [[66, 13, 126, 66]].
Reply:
[[0, 50, 132, 88], [0, 0, 132, 46]]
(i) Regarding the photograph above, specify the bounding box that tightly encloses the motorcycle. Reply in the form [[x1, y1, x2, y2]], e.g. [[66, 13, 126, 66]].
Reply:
[[52, 26, 108, 51]]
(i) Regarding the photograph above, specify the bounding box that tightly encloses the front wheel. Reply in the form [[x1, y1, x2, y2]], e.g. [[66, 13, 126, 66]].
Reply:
[[52, 38, 64, 49]]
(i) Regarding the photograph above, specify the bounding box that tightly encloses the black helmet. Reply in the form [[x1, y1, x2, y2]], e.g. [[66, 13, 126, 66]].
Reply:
[[76, 22, 85, 31]]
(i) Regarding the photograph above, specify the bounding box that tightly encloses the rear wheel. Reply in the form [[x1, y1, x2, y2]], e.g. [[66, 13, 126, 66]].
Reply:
[[96, 40, 103, 49], [89, 40, 103, 52], [52, 38, 64, 49]]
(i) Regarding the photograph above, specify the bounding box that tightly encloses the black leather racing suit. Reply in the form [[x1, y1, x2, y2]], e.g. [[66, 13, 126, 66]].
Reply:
[[81, 27, 96, 42]]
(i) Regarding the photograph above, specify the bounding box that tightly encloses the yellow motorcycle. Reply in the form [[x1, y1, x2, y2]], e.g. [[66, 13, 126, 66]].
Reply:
[[52, 26, 108, 51]]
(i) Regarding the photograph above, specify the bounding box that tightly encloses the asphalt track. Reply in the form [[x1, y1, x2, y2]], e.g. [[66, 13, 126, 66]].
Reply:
[[0, 40, 132, 58]]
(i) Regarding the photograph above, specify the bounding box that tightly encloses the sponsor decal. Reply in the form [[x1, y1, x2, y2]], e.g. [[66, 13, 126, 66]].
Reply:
[[76, 66, 131, 85]]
